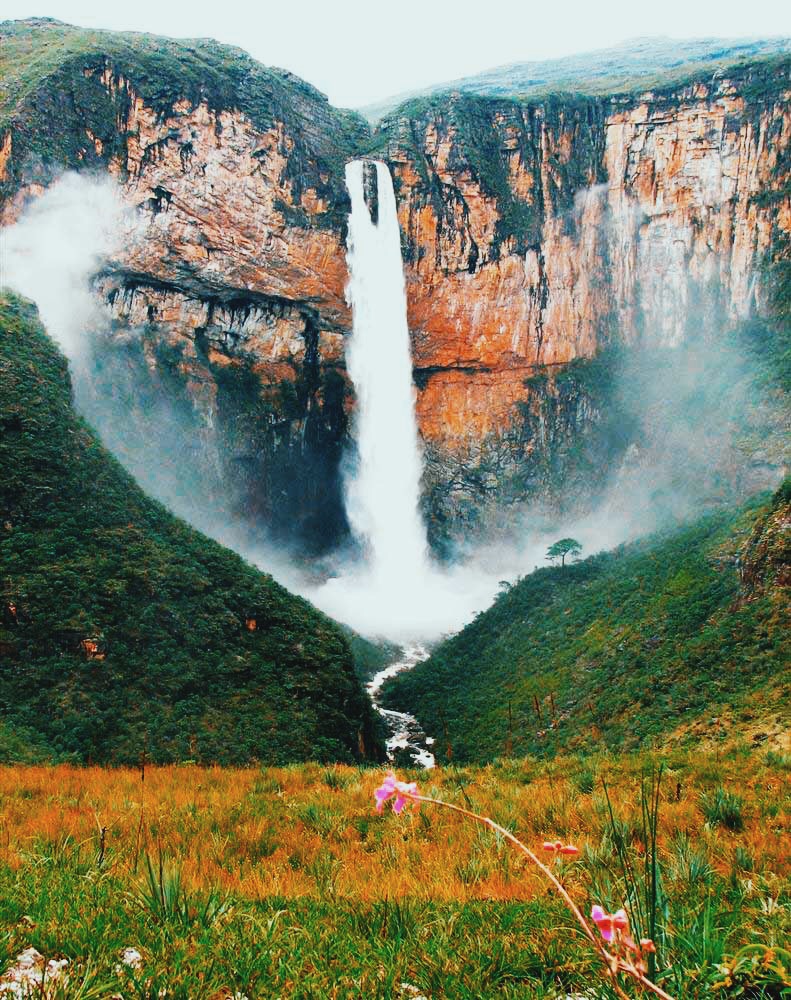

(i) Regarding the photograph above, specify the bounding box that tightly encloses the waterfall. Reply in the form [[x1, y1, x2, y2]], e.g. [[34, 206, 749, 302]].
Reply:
[[342, 160, 430, 583], [309, 160, 503, 641]]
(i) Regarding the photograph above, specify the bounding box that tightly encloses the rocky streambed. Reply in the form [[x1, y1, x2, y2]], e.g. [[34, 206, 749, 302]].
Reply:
[[367, 645, 436, 769]]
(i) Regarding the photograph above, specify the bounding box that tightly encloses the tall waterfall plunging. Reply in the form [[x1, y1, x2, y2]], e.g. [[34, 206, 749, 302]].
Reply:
[[343, 160, 430, 583], [309, 161, 506, 641]]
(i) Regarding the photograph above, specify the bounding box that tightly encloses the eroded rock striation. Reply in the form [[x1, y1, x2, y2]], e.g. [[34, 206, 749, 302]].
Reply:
[[377, 65, 790, 535], [1, 20, 789, 551], [1, 19, 364, 551]]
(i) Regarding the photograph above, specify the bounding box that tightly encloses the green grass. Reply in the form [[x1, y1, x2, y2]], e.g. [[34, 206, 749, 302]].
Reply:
[[700, 788, 747, 832], [0, 751, 788, 998], [0, 885, 598, 999], [0, 291, 382, 765], [381, 484, 790, 763]]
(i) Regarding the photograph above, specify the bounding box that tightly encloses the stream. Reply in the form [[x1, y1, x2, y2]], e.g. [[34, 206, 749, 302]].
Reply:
[[367, 644, 436, 768]]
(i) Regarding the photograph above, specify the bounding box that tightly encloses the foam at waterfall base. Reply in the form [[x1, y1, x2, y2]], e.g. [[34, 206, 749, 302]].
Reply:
[[310, 562, 503, 642]]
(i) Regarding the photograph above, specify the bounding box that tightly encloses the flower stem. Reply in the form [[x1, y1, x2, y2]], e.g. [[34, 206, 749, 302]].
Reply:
[[411, 792, 675, 1000]]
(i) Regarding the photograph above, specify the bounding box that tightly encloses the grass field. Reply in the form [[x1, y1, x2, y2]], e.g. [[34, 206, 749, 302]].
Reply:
[[0, 750, 788, 997]]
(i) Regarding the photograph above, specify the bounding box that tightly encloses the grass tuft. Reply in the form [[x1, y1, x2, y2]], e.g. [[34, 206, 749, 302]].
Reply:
[[700, 788, 746, 832]]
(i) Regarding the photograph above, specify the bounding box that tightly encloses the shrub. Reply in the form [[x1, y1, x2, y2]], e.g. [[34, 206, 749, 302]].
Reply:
[[700, 788, 746, 831]]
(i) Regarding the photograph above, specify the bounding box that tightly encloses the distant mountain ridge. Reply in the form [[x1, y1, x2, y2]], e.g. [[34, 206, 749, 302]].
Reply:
[[361, 35, 791, 120]]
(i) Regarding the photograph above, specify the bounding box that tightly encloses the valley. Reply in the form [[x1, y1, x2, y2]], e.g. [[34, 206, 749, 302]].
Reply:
[[0, 11, 789, 998]]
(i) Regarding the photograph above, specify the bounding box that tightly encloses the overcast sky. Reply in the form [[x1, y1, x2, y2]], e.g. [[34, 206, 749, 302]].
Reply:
[[3, 0, 790, 107]]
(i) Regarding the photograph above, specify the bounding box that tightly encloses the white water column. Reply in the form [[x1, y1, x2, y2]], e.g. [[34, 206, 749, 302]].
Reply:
[[342, 160, 430, 584]]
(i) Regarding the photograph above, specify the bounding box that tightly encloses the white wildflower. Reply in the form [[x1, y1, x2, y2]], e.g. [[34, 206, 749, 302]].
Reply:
[[399, 984, 429, 1000], [0, 948, 69, 997], [121, 948, 143, 970]]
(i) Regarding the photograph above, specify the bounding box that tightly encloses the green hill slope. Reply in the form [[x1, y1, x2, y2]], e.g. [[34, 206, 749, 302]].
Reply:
[[381, 487, 790, 762], [0, 292, 382, 765]]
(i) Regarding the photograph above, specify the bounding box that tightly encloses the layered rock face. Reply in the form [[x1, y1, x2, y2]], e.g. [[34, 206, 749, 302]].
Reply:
[[379, 63, 790, 534], [1, 21, 788, 551], [0, 20, 364, 552]]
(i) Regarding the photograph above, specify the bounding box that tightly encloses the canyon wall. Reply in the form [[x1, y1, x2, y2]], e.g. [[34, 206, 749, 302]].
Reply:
[[0, 20, 363, 552], [378, 62, 790, 537], [2, 21, 789, 551]]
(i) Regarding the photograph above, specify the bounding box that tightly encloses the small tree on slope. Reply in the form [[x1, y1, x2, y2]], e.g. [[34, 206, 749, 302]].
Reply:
[[546, 537, 582, 567]]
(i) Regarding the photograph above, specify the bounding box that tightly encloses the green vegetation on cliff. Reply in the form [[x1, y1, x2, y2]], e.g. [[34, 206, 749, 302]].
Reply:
[[362, 36, 791, 120], [0, 17, 369, 223], [0, 292, 382, 764], [382, 485, 790, 762]]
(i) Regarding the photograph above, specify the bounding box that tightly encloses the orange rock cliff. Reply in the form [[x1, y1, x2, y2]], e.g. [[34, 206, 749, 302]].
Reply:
[[1, 20, 788, 551]]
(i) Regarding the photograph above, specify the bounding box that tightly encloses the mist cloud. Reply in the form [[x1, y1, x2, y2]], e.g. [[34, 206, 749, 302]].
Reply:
[[2, 173, 131, 368]]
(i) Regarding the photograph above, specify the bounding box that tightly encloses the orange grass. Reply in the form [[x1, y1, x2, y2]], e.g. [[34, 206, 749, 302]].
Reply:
[[0, 753, 787, 904]]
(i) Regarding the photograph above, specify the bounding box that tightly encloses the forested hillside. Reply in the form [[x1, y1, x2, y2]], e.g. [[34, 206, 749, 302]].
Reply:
[[382, 485, 790, 761], [0, 293, 382, 765]]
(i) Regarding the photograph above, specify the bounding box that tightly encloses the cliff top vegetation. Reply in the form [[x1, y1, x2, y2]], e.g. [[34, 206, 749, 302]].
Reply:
[[0, 17, 369, 218], [363, 35, 791, 120], [0, 17, 366, 132]]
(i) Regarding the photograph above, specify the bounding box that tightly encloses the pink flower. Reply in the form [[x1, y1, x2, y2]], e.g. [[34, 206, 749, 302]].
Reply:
[[374, 771, 418, 814], [591, 905, 629, 943], [543, 840, 564, 852], [542, 840, 580, 855]]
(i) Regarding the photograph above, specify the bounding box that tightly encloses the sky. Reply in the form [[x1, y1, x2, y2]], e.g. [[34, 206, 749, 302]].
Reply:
[[3, 0, 790, 107]]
